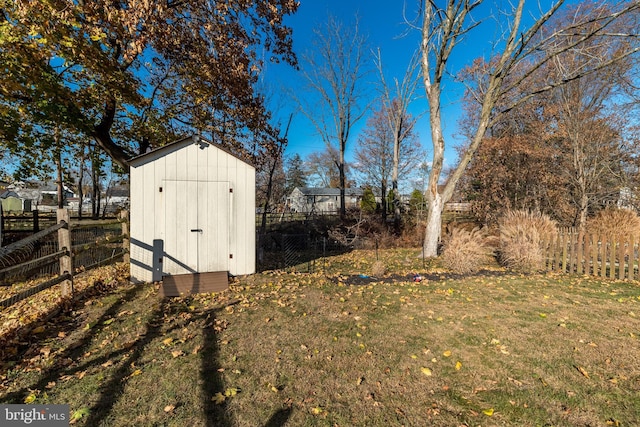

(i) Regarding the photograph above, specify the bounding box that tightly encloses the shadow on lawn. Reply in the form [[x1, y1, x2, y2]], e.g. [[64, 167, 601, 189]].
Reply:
[[1, 282, 290, 426], [0, 284, 146, 405], [201, 305, 233, 426]]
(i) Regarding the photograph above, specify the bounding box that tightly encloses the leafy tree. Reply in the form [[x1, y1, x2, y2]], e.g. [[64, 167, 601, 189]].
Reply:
[[409, 189, 426, 214], [285, 153, 308, 194], [0, 0, 299, 170], [416, 0, 639, 257], [457, 2, 638, 228], [360, 187, 377, 214]]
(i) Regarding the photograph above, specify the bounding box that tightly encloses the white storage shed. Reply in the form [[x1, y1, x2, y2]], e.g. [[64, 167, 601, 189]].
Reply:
[[129, 135, 255, 294]]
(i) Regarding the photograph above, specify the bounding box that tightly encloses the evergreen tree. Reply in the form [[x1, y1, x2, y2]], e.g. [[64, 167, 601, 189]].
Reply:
[[285, 153, 308, 193], [361, 187, 377, 214]]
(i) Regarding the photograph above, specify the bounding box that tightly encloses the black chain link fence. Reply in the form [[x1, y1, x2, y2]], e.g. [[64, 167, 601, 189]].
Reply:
[[257, 233, 349, 273]]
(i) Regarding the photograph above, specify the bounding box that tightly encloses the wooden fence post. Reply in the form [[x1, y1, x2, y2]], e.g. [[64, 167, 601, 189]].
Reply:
[[120, 210, 130, 264], [609, 238, 616, 279], [561, 228, 568, 273], [619, 238, 627, 280], [569, 228, 577, 274], [33, 209, 39, 232], [630, 235, 636, 281], [600, 235, 607, 279], [57, 208, 73, 297]]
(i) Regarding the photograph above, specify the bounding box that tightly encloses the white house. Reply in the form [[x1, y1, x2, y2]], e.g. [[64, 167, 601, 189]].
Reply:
[[128, 135, 255, 296], [288, 187, 364, 214]]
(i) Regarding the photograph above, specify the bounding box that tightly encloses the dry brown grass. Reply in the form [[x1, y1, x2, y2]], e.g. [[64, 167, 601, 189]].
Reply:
[[371, 260, 386, 277], [1, 250, 638, 426], [499, 210, 557, 272], [440, 227, 493, 274], [587, 207, 640, 241]]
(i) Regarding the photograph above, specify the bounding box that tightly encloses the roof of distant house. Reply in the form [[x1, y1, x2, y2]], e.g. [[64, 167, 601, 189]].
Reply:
[[292, 187, 364, 197], [0, 190, 20, 199]]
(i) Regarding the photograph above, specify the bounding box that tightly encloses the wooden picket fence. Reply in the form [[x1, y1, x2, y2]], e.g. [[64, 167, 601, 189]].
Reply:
[[543, 227, 638, 280]]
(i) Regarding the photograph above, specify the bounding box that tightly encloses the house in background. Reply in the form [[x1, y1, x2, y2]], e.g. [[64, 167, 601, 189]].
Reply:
[[0, 190, 32, 212], [288, 187, 365, 214], [38, 184, 76, 211]]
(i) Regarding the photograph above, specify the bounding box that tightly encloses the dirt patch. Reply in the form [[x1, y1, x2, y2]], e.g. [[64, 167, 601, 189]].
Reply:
[[335, 269, 511, 286]]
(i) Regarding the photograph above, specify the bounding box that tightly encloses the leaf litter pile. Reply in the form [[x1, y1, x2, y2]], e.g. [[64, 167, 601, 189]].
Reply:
[[0, 249, 639, 426]]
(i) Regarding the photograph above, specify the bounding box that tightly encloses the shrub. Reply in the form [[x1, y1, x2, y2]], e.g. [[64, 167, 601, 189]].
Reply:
[[499, 210, 557, 272], [371, 260, 386, 277], [587, 208, 640, 242], [360, 187, 377, 214], [441, 227, 492, 274]]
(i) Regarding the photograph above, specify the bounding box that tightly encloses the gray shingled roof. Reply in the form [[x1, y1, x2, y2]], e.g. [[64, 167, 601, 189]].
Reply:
[[295, 187, 364, 196]]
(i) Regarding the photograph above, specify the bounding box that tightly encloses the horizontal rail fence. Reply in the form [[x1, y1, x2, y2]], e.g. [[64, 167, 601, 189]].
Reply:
[[0, 209, 129, 308], [544, 227, 638, 280], [1, 211, 119, 245]]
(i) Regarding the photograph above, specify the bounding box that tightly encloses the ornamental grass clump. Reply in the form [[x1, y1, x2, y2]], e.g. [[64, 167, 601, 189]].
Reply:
[[371, 260, 386, 277], [587, 208, 640, 243], [441, 227, 492, 274], [499, 210, 557, 272]]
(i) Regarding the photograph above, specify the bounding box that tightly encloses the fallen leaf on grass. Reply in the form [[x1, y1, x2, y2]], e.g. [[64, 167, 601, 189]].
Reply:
[[164, 404, 175, 413], [24, 393, 36, 403], [443, 350, 452, 357], [171, 350, 184, 358], [69, 408, 90, 424], [483, 408, 494, 416], [311, 406, 323, 415], [212, 393, 226, 404], [575, 365, 590, 378], [83, 322, 97, 331], [31, 326, 45, 334], [421, 367, 432, 376], [224, 387, 240, 397], [455, 361, 462, 370]]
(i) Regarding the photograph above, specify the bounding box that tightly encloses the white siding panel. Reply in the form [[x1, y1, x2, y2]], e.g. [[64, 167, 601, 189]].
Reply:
[[130, 165, 151, 283], [129, 136, 256, 283]]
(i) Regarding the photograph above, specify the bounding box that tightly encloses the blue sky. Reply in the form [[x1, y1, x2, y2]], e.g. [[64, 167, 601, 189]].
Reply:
[[264, 0, 583, 172], [264, 0, 491, 168]]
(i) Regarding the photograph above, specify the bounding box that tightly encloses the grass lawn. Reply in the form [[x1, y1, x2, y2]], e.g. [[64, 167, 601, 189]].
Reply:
[[1, 248, 639, 426]]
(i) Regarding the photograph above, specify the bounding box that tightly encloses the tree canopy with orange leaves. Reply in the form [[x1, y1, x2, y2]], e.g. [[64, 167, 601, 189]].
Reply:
[[0, 0, 299, 170]]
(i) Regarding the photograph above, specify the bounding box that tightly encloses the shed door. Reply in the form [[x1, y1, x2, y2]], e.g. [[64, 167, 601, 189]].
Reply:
[[162, 180, 231, 275]]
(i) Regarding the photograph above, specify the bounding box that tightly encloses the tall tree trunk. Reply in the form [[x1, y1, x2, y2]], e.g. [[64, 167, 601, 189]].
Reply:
[[92, 98, 131, 171], [381, 181, 387, 222], [77, 145, 87, 219], [91, 156, 101, 220], [260, 159, 278, 234], [54, 130, 64, 209], [392, 121, 401, 232], [423, 191, 443, 256], [339, 152, 346, 218]]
